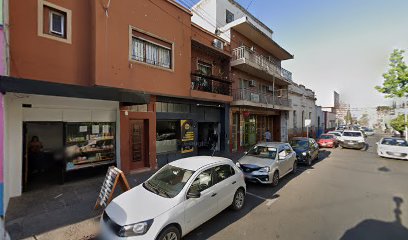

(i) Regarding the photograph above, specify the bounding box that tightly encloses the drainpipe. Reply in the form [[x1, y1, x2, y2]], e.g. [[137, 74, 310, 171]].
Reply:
[[272, 77, 275, 108]]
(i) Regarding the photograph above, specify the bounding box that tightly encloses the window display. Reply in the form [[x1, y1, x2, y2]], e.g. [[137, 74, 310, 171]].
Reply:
[[156, 120, 180, 154], [65, 122, 116, 171]]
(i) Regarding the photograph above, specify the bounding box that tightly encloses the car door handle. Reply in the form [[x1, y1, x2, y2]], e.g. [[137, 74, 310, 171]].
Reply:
[[232, 181, 237, 185], [211, 193, 217, 197]]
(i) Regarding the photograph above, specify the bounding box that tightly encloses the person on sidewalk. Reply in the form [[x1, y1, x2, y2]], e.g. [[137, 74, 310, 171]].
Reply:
[[265, 129, 272, 142]]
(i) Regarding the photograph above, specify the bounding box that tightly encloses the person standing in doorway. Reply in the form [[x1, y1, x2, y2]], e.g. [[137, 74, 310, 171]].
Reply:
[[265, 129, 272, 142]]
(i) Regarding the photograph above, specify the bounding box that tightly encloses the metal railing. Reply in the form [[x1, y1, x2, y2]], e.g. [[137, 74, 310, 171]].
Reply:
[[233, 88, 291, 107], [232, 46, 293, 82], [191, 73, 232, 96]]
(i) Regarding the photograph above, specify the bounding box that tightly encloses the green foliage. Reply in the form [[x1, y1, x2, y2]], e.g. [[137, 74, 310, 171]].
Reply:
[[376, 106, 393, 112], [344, 109, 353, 125], [375, 49, 408, 98], [390, 114, 406, 134]]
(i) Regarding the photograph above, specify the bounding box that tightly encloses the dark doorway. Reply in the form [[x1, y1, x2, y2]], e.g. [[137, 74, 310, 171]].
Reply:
[[129, 120, 149, 170], [198, 122, 220, 155]]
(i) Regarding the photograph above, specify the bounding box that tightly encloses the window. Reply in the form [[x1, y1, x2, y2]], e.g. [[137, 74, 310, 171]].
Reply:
[[226, 10, 234, 24], [156, 102, 190, 113], [293, 111, 297, 129], [247, 145, 277, 159], [156, 120, 180, 154], [214, 165, 235, 184], [284, 144, 293, 155], [38, 0, 71, 43], [189, 169, 213, 193], [49, 11, 65, 36], [131, 29, 173, 69], [197, 61, 212, 76]]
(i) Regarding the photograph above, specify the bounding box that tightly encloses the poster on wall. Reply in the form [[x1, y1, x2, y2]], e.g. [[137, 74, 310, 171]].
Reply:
[[181, 120, 194, 153]]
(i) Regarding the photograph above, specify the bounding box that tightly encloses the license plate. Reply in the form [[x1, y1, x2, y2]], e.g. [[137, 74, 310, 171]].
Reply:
[[348, 142, 355, 145], [321, 143, 326, 146]]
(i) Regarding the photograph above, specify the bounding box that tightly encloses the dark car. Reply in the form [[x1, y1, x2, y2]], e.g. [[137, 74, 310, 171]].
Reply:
[[289, 138, 319, 166]]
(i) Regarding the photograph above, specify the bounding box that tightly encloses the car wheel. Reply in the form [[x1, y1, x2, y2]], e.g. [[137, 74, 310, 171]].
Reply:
[[291, 161, 297, 174], [272, 171, 279, 187], [156, 226, 180, 240], [231, 188, 245, 211], [307, 156, 312, 166]]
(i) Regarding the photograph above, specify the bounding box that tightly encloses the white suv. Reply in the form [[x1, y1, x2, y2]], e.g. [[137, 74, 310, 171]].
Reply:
[[339, 130, 366, 150]]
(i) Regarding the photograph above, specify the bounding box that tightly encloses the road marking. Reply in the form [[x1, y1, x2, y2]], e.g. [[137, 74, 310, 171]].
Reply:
[[247, 192, 278, 207]]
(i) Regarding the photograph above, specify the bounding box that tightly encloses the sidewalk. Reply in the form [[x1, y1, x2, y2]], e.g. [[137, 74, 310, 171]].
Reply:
[[5, 153, 244, 240]]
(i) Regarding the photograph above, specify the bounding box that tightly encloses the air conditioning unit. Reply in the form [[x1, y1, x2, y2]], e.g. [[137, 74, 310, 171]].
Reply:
[[249, 80, 256, 87], [268, 86, 274, 92], [213, 39, 224, 50], [250, 46, 255, 52]]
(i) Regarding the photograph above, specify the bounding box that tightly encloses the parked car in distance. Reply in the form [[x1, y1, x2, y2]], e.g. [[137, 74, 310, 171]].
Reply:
[[339, 130, 366, 150], [236, 142, 297, 187], [377, 137, 408, 160], [361, 127, 374, 136], [317, 134, 338, 148], [289, 137, 319, 166], [100, 157, 246, 240], [327, 131, 342, 140]]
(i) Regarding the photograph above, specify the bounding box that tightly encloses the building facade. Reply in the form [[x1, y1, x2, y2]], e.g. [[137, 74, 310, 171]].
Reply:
[[1, 0, 234, 215], [192, 0, 294, 151], [288, 84, 317, 138]]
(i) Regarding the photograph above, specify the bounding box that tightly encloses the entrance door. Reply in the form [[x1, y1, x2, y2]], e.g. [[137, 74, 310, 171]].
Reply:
[[273, 116, 281, 142], [129, 120, 147, 170]]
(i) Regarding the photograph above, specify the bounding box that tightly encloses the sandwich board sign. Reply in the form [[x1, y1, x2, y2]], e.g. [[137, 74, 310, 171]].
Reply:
[[94, 166, 130, 210]]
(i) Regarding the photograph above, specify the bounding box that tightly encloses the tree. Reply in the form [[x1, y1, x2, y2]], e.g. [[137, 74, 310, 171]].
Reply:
[[358, 114, 369, 127], [344, 109, 353, 125], [375, 49, 408, 98], [390, 115, 406, 135]]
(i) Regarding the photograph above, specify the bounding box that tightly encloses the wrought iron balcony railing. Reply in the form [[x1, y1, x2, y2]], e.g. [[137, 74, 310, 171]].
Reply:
[[233, 88, 291, 107], [191, 73, 232, 96]]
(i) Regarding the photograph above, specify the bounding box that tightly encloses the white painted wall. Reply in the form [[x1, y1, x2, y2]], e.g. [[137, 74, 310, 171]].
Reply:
[[3, 94, 119, 210], [192, 0, 217, 34], [288, 84, 317, 134]]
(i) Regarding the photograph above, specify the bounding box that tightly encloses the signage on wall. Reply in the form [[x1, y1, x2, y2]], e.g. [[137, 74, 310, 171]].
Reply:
[[181, 120, 194, 154], [94, 167, 130, 210], [305, 119, 312, 127]]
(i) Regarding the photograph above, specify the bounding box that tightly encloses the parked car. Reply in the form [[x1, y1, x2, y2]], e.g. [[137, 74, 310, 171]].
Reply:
[[236, 142, 297, 187], [377, 137, 408, 160], [327, 131, 342, 140], [339, 130, 366, 150], [289, 137, 319, 166], [317, 134, 338, 148], [362, 127, 374, 136], [100, 157, 246, 240]]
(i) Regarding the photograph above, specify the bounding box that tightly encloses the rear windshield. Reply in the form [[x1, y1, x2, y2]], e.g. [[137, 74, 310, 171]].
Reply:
[[381, 138, 408, 146], [343, 132, 362, 137], [328, 132, 341, 136], [290, 140, 309, 148], [320, 135, 334, 139]]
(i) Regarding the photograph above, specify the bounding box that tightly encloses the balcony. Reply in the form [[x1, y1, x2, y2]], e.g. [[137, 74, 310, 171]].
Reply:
[[232, 46, 293, 84], [190, 73, 233, 103], [232, 88, 292, 110]]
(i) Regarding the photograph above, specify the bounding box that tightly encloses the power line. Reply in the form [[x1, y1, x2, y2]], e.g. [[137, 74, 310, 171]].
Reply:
[[246, 0, 255, 10]]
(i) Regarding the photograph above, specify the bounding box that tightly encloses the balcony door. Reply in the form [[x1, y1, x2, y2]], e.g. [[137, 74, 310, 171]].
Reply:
[[129, 120, 148, 170]]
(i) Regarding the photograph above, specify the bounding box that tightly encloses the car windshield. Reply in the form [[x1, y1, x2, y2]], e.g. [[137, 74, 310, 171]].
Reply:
[[381, 138, 408, 146], [343, 132, 362, 137], [144, 165, 194, 198], [320, 135, 334, 139], [290, 140, 309, 149], [247, 145, 277, 159]]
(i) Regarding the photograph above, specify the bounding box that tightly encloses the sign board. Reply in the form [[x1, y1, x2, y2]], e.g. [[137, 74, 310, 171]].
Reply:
[[94, 167, 130, 210], [305, 119, 312, 127], [181, 120, 194, 153]]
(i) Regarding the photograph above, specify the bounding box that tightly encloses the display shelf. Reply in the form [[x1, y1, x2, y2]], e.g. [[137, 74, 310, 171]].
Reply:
[[66, 159, 116, 172]]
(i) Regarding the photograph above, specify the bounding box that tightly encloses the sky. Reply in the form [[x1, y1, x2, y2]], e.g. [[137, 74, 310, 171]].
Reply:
[[179, 0, 408, 111]]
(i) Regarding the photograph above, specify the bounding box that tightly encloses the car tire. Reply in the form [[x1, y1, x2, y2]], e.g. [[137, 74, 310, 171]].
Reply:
[[231, 188, 245, 211], [272, 171, 279, 187], [156, 225, 181, 240], [307, 156, 312, 166], [291, 161, 297, 174]]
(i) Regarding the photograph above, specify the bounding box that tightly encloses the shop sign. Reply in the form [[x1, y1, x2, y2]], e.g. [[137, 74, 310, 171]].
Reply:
[[181, 120, 194, 153]]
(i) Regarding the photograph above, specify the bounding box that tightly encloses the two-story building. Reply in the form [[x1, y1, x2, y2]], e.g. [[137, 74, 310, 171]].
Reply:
[[0, 0, 233, 212], [191, 0, 294, 151]]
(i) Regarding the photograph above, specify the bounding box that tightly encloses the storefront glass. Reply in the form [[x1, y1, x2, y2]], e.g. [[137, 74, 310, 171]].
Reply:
[[156, 120, 180, 154]]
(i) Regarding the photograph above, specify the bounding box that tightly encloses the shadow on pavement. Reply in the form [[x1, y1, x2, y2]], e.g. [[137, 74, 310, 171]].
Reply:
[[340, 196, 408, 240], [378, 166, 391, 172]]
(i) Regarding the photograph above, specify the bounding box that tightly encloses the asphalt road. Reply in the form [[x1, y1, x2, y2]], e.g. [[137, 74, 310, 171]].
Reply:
[[185, 135, 408, 240]]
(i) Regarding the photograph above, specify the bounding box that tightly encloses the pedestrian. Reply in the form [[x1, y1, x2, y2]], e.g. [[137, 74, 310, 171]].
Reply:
[[265, 129, 271, 142]]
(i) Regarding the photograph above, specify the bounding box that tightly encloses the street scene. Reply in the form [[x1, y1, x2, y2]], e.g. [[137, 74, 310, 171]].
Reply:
[[0, 0, 408, 239]]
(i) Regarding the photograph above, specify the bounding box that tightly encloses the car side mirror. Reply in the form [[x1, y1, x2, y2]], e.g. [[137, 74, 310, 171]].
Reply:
[[278, 153, 286, 160], [244, 151, 248, 155], [187, 191, 201, 199]]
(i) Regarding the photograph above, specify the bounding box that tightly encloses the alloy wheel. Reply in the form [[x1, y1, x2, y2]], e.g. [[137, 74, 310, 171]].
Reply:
[[234, 190, 245, 209], [272, 172, 279, 186], [163, 232, 178, 240]]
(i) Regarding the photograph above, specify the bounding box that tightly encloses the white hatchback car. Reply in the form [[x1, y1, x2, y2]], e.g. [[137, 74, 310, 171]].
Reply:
[[100, 156, 246, 240]]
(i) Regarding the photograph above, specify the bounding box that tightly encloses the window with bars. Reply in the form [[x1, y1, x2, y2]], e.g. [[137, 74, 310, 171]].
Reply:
[[131, 35, 172, 69], [226, 10, 234, 24], [197, 61, 212, 75]]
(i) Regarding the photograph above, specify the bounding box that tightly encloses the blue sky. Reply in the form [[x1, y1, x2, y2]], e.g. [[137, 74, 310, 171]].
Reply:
[[179, 0, 408, 109]]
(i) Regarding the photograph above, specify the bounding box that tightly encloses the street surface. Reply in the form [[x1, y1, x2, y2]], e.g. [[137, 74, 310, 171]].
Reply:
[[185, 135, 408, 240]]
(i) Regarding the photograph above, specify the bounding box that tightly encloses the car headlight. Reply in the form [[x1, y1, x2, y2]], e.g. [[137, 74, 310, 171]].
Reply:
[[118, 219, 154, 237], [236, 162, 241, 168], [259, 166, 270, 172], [302, 152, 307, 156]]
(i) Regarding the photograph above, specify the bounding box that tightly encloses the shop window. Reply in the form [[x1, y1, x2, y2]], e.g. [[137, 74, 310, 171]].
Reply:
[[197, 61, 212, 76], [156, 102, 190, 113], [130, 28, 173, 70], [156, 120, 181, 154], [38, 0, 72, 43], [226, 10, 234, 24]]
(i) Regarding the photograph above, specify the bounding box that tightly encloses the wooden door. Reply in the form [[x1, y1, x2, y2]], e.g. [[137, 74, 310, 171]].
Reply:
[[129, 120, 147, 170], [273, 116, 281, 142]]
